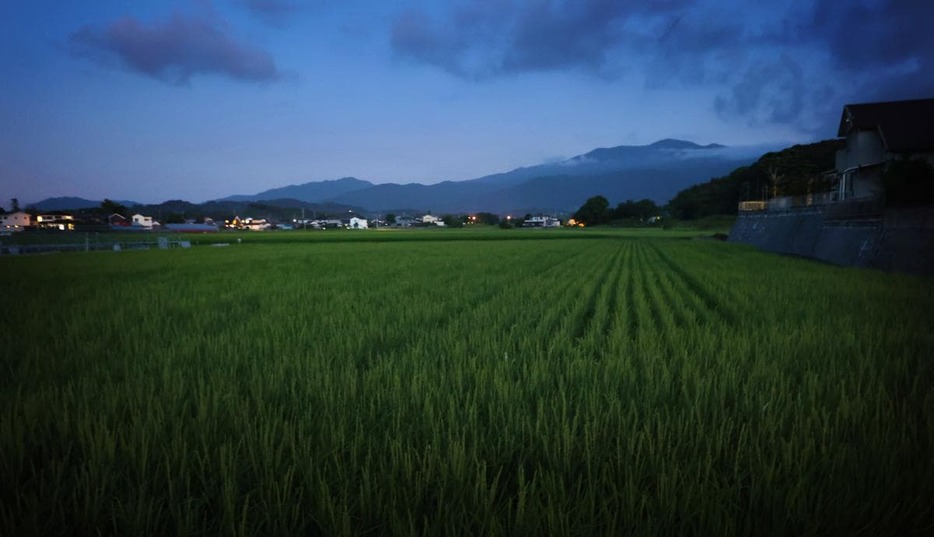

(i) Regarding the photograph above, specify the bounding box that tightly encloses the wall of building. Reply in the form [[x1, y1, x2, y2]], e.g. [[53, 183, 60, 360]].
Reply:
[[729, 206, 934, 275]]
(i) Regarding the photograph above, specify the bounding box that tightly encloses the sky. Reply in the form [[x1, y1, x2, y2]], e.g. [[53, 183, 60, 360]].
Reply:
[[1, 0, 933, 205]]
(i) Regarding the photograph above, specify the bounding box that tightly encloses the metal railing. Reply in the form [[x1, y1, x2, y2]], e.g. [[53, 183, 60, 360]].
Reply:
[[1, 238, 192, 255], [738, 201, 768, 212], [737, 191, 885, 220]]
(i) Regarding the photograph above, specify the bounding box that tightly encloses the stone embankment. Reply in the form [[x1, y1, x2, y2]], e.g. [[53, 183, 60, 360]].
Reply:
[[729, 205, 934, 275]]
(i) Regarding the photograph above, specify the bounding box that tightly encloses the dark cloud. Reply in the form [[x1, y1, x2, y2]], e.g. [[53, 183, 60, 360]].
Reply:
[[714, 55, 805, 126], [742, 0, 934, 134], [239, 0, 298, 27], [662, 0, 934, 135], [805, 0, 934, 102], [391, 0, 692, 79], [69, 12, 281, 85], [810, 0, 933, 72], [391, 0, 934, 136]]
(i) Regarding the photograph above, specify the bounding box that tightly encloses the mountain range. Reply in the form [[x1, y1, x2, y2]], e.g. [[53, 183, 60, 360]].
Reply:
[[216, 139, 760, 214], [29, 139, 767, 215]]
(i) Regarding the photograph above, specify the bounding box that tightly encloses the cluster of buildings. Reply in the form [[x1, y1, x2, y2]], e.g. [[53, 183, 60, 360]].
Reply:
[[0, 212, 220, 234], [280, 215, 370, 230], [1, 212, 75, 233], [1, 209, 573, 234]]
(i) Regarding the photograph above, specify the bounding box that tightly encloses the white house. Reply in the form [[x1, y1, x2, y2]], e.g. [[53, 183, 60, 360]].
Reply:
[[132, 213, 154, 229], [0, 211, 31, 231], [421, 214, 445, 226], [835, 98, 934, 200], [522, 215, 561, 228], [347, 216, 368, 229]]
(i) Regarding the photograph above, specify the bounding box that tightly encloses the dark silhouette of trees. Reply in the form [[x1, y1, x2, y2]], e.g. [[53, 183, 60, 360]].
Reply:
[[573, 195, 610, 225], [611, 199, 659, 221], [100, 199, 128, 218]]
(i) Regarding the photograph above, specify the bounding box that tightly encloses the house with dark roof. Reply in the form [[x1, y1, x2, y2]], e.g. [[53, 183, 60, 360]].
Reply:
[[835, 98, 934, 200]]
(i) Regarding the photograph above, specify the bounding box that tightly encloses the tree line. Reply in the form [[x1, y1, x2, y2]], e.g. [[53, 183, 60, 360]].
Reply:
[[667, 139, 845, 220], [571, 139, 848, 225], [572, 196, 661, 226]]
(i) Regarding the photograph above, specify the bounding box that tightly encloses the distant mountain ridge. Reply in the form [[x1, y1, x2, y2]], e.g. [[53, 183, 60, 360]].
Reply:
[[28, 139, 772, 215], [219, 177, 373, 203], [28, 197, 139, 212], [218, 139, 763, 214]]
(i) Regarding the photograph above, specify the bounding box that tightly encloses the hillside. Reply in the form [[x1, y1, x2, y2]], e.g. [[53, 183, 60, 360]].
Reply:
[[667, 139, 845, 219]]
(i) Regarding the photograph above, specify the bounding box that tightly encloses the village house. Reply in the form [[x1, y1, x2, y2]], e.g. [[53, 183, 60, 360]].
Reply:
[[0, 211, 32, 231], [522, 215, 561, 228], [131, 213, 156, 229], [421, 214, 445, 226], [35, 214, 75, 230], [835, 98, 934, 201], [393, 216, 416, 228], [109, 213, 129, 228], [242, 218, 270, 231], [316, 219, 343, 229], [344, 216, 368, 229]]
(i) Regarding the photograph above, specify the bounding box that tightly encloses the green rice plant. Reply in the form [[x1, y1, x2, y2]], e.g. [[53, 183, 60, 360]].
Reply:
[[1, 231, 932, 536]]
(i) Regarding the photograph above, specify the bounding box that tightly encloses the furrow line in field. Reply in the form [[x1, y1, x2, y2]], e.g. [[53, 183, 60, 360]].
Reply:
[[631, 242, 662, 344], [624, 240, 639, 342], [641, 244, 707, 329], [603, 240, 635, 354], [571, 244, 624, 343], [601, 244, 626, 338], [355, 242, 598, 363], [646, 242, 739, 327], [634, 243, 675, 353], [657, 241, 752, 312], [508, 241, 617, 357]]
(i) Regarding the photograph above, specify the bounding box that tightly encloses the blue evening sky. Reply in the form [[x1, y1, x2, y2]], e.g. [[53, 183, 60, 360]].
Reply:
[[2, 0, 932, 204]]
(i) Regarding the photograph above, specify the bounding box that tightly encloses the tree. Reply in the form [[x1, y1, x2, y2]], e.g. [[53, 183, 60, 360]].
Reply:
[[385, 213, 397, 225], [441, 214, 465, 228], [572, 195, 610, 226], [11, 198, 20, 212], [100, 198, 128, 217], [473, 212, 500, 226], [612, 199, 659, 221], [163, 212, 186, 224]]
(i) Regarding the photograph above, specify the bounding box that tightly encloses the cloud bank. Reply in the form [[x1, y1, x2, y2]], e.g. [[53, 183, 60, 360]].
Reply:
[[70, 11, 281, 85], [391, 0, 934, 135]]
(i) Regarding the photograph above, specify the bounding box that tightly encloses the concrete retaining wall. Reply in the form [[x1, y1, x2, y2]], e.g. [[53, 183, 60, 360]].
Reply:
[[729, 206, 934, 275]]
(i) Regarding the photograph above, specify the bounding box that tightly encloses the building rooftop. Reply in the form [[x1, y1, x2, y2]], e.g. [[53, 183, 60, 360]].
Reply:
[[838, 98, 934, 153]]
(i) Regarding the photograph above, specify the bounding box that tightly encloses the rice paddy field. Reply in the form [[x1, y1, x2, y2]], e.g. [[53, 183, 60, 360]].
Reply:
[[2, 229, 933, 536]]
